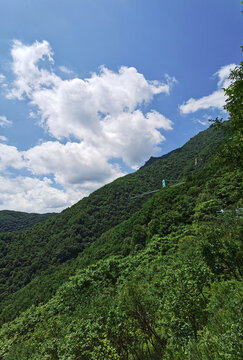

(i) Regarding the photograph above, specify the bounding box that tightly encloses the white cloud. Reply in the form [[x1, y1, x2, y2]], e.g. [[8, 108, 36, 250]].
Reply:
[[179, 90, 226, 114], [101, 110, 172, 166], [0, 141, 106, 212], [29, 65, 173, 142], [0, 176, 75, 213], [0, 40, 175, 212], [0, 143, 24, 171], [179, 64, 236, 114], [194, 119, 208, 126], [7, 40, 59, 100], [215, 63, 236, 88], [59, 65, 74, 75], [0, 136, 7, 142], [7, 41, 174, 142], [0, 115, 12, 127], [0, 74, 5, 83], [29, 111, 37, 119], [193, 113, 214, 126], [24, 141, 125, 188]]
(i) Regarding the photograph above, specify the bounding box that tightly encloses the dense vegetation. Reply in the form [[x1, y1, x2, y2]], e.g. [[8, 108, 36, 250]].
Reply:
[[0, 210, 55, 233], [0, 61, 242, 359], [0, 125, 225, 306], [0, 154, 242, 359]]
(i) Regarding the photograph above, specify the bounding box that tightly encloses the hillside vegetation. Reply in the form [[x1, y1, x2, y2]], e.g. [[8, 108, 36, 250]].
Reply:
[[0, 210, 55, 233], [0, 62, 242, 359], [0, 125, 225, 306]]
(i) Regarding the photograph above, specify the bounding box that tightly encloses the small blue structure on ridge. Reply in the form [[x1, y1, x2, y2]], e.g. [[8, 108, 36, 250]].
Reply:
[[162, 179, 168, 188]]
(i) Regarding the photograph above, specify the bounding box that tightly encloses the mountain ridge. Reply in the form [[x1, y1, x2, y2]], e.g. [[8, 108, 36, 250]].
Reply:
[[0, 129, 241, 359], [0, 58, 241, 359], [0, 210, 55, 233], [0, 124, 228, 324]]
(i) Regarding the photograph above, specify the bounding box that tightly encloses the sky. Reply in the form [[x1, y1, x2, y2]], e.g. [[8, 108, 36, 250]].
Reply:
[[0, 0, 242, 213]]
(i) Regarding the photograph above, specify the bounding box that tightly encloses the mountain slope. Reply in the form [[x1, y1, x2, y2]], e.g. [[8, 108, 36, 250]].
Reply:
[[141, 122, 227, 169], [0, 150, 242, 359], [0, 125, 226, 306], [0, 125, 227, 312], [0, 210, 55, 233], [0, 60, 242, 360]]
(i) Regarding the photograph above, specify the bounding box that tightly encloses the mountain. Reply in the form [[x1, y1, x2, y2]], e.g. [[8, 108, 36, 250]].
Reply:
[[0, 60, 242, 360], [141, 123, 226, 169], [0, 125, 226, 307], [0, 210, 55, 233], [0, 122, 242, 359]]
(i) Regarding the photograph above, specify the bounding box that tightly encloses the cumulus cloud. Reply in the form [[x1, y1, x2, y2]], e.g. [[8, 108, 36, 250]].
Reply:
[[0, 143, 24, 171], [0, 40, 175, 212], [24, 141, 125, 188], [7, 40, 173, 143], [101, 110, 172, 166], [179, 63, 236, 114], [0, 142, 101, 212], [7, 40, 59, 100], [0, 115, 12, 127], [29, 65, 173, 142], [0, 176, 76, 213]]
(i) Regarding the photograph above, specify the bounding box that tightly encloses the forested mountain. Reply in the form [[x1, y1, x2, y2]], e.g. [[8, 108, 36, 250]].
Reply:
[[0, 62, 242, 359], [0, 125, 225, 308], [141, 124, 223, 169], [0, 210, 55, 233]]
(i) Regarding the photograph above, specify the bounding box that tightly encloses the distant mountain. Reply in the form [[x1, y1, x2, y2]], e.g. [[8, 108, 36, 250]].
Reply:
[[0, 210, 55, 233]]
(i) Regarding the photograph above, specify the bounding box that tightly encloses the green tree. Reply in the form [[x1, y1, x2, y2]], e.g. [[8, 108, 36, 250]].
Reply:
[[213, 60, 243, 169]]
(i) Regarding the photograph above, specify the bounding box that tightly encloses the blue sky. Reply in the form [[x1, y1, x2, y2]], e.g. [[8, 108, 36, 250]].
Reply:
[[0, 0, 242, 212]]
